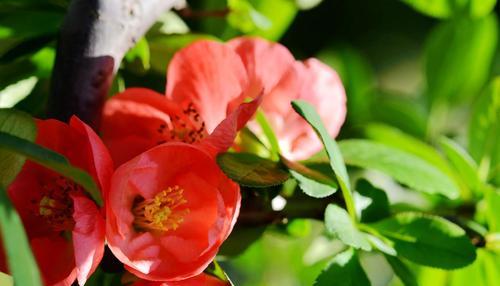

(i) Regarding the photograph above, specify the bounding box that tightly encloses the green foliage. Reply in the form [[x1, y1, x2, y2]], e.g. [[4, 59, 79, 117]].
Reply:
[[325, 204, 371, 251], [0, 108, 36, 186], [0, 131, 102, 205], [339, 139, 460, 199], [290, 169, 337, 198], [439, 137, 481, 193], [385, 255, 418, 286], [292, 100, 356, 219], [356, 179, 390, 223], [425, 15, 498, 105], [314, 248, 370, 286], [401, 0, 497, 18], [217, 152, 290, 187], [371, 213, 476, 269], [0, 186, 42, 286], [469, 77, 500, 184]]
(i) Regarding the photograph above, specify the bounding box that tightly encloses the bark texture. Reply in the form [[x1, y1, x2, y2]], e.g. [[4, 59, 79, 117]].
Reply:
[[49, 0, 184, 129]]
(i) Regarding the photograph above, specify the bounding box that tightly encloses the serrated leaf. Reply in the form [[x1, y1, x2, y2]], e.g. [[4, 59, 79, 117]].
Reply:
[[355, 179, 390, 223], [314, 248, 370, 286], [217, 152, 289, 187], [325, 204, 371, 251], [0, 108, 36, 186], [292, 100, 356, 219], [0, 131, 102, 205], [371, 212, 476, 269], [339, 139, 460, 199], [290, 169, 337, 198], [0, 186, 42, 286], [385, 255, 418, 286]]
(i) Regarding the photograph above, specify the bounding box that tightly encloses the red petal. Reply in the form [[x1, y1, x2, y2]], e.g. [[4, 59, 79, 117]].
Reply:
[[31, 236, 77, 286], [71, 193, 105, 286], [131, 273, 230, 286], [166, 40, 249, 133], [70, 116, 114, 196], [101, 88, 185, 166]]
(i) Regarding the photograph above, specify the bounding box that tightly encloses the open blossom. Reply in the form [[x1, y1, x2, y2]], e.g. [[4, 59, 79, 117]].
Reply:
[[105, 99, 259, 282], [101, 37, 345, 165], [6, 117, 113, 286]]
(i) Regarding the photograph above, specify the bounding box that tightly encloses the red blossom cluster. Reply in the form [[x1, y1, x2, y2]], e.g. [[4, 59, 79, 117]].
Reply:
[[0, 37, 345, 286]]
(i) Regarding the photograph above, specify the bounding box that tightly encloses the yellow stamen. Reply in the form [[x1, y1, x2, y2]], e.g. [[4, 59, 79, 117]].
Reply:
[[133, 186, 189, 233]]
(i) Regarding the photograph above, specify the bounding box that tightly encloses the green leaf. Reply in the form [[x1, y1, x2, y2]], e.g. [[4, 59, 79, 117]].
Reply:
[[0, 108, 36, 186], [385, 255, 418, 286], [325, 204, 371, 251], [240, 0, 297, 40], [439, 137, 481, 192], [485, 188, 500, 233], [0, 131, 102, 205], [401, 0, 497, 18], [339, 139, 460, 199], [469, 77, 500, 184], [217, 152, 289, 187], [292, 100, 356, 219], [290, 169, 337, 198], [425, 15, 497, 104], [371, 212, 476, 269], [355, 179, 390, 223], [255, 110, 281, 159], [364, 124, 468, 197], [314, 248, 370, 286], [124, 37, 150, 71], [0, 186, 43, 286]]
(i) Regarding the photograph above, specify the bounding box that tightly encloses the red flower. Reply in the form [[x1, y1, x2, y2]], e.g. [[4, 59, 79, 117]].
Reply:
[[102, 37, 345, 165], [105, 100, 259, 282], [131, 273, 230, 286], [6, 117, 113, 286]]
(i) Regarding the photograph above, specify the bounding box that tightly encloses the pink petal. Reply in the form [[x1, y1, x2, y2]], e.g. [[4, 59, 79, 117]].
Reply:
[[197, 96, 262, 157], [228, 37, 296, 98], [71, 193, 105, 286], [165, 40, 249, 133]]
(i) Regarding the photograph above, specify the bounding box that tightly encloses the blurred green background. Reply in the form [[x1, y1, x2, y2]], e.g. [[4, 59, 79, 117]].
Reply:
[[1, 0, 500, 285]]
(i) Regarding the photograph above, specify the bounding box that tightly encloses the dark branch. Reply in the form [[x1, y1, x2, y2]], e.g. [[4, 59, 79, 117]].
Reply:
[[49, 0, 184, 129]]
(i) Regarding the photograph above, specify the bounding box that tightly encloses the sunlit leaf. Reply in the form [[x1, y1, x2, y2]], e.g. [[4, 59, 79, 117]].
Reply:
[[0, 186, 42, 286], [339, 139, 460, 199], [314, 248, 370, 286], [0, 108, 36, 186], [371, 212, 476, 269], [425, 15, 497, 104], [385, 255, 418, 286], [401, 0, 497, 18], [325, 204, 371, 251], [469, 77, 500, 184], [292, 100, 356, 219]]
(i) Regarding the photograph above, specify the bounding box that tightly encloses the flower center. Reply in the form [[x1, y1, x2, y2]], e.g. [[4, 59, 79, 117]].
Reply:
[[37, 176, 79, 232], [156, 103, 207, 145], [132, 186, 189, 233]]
